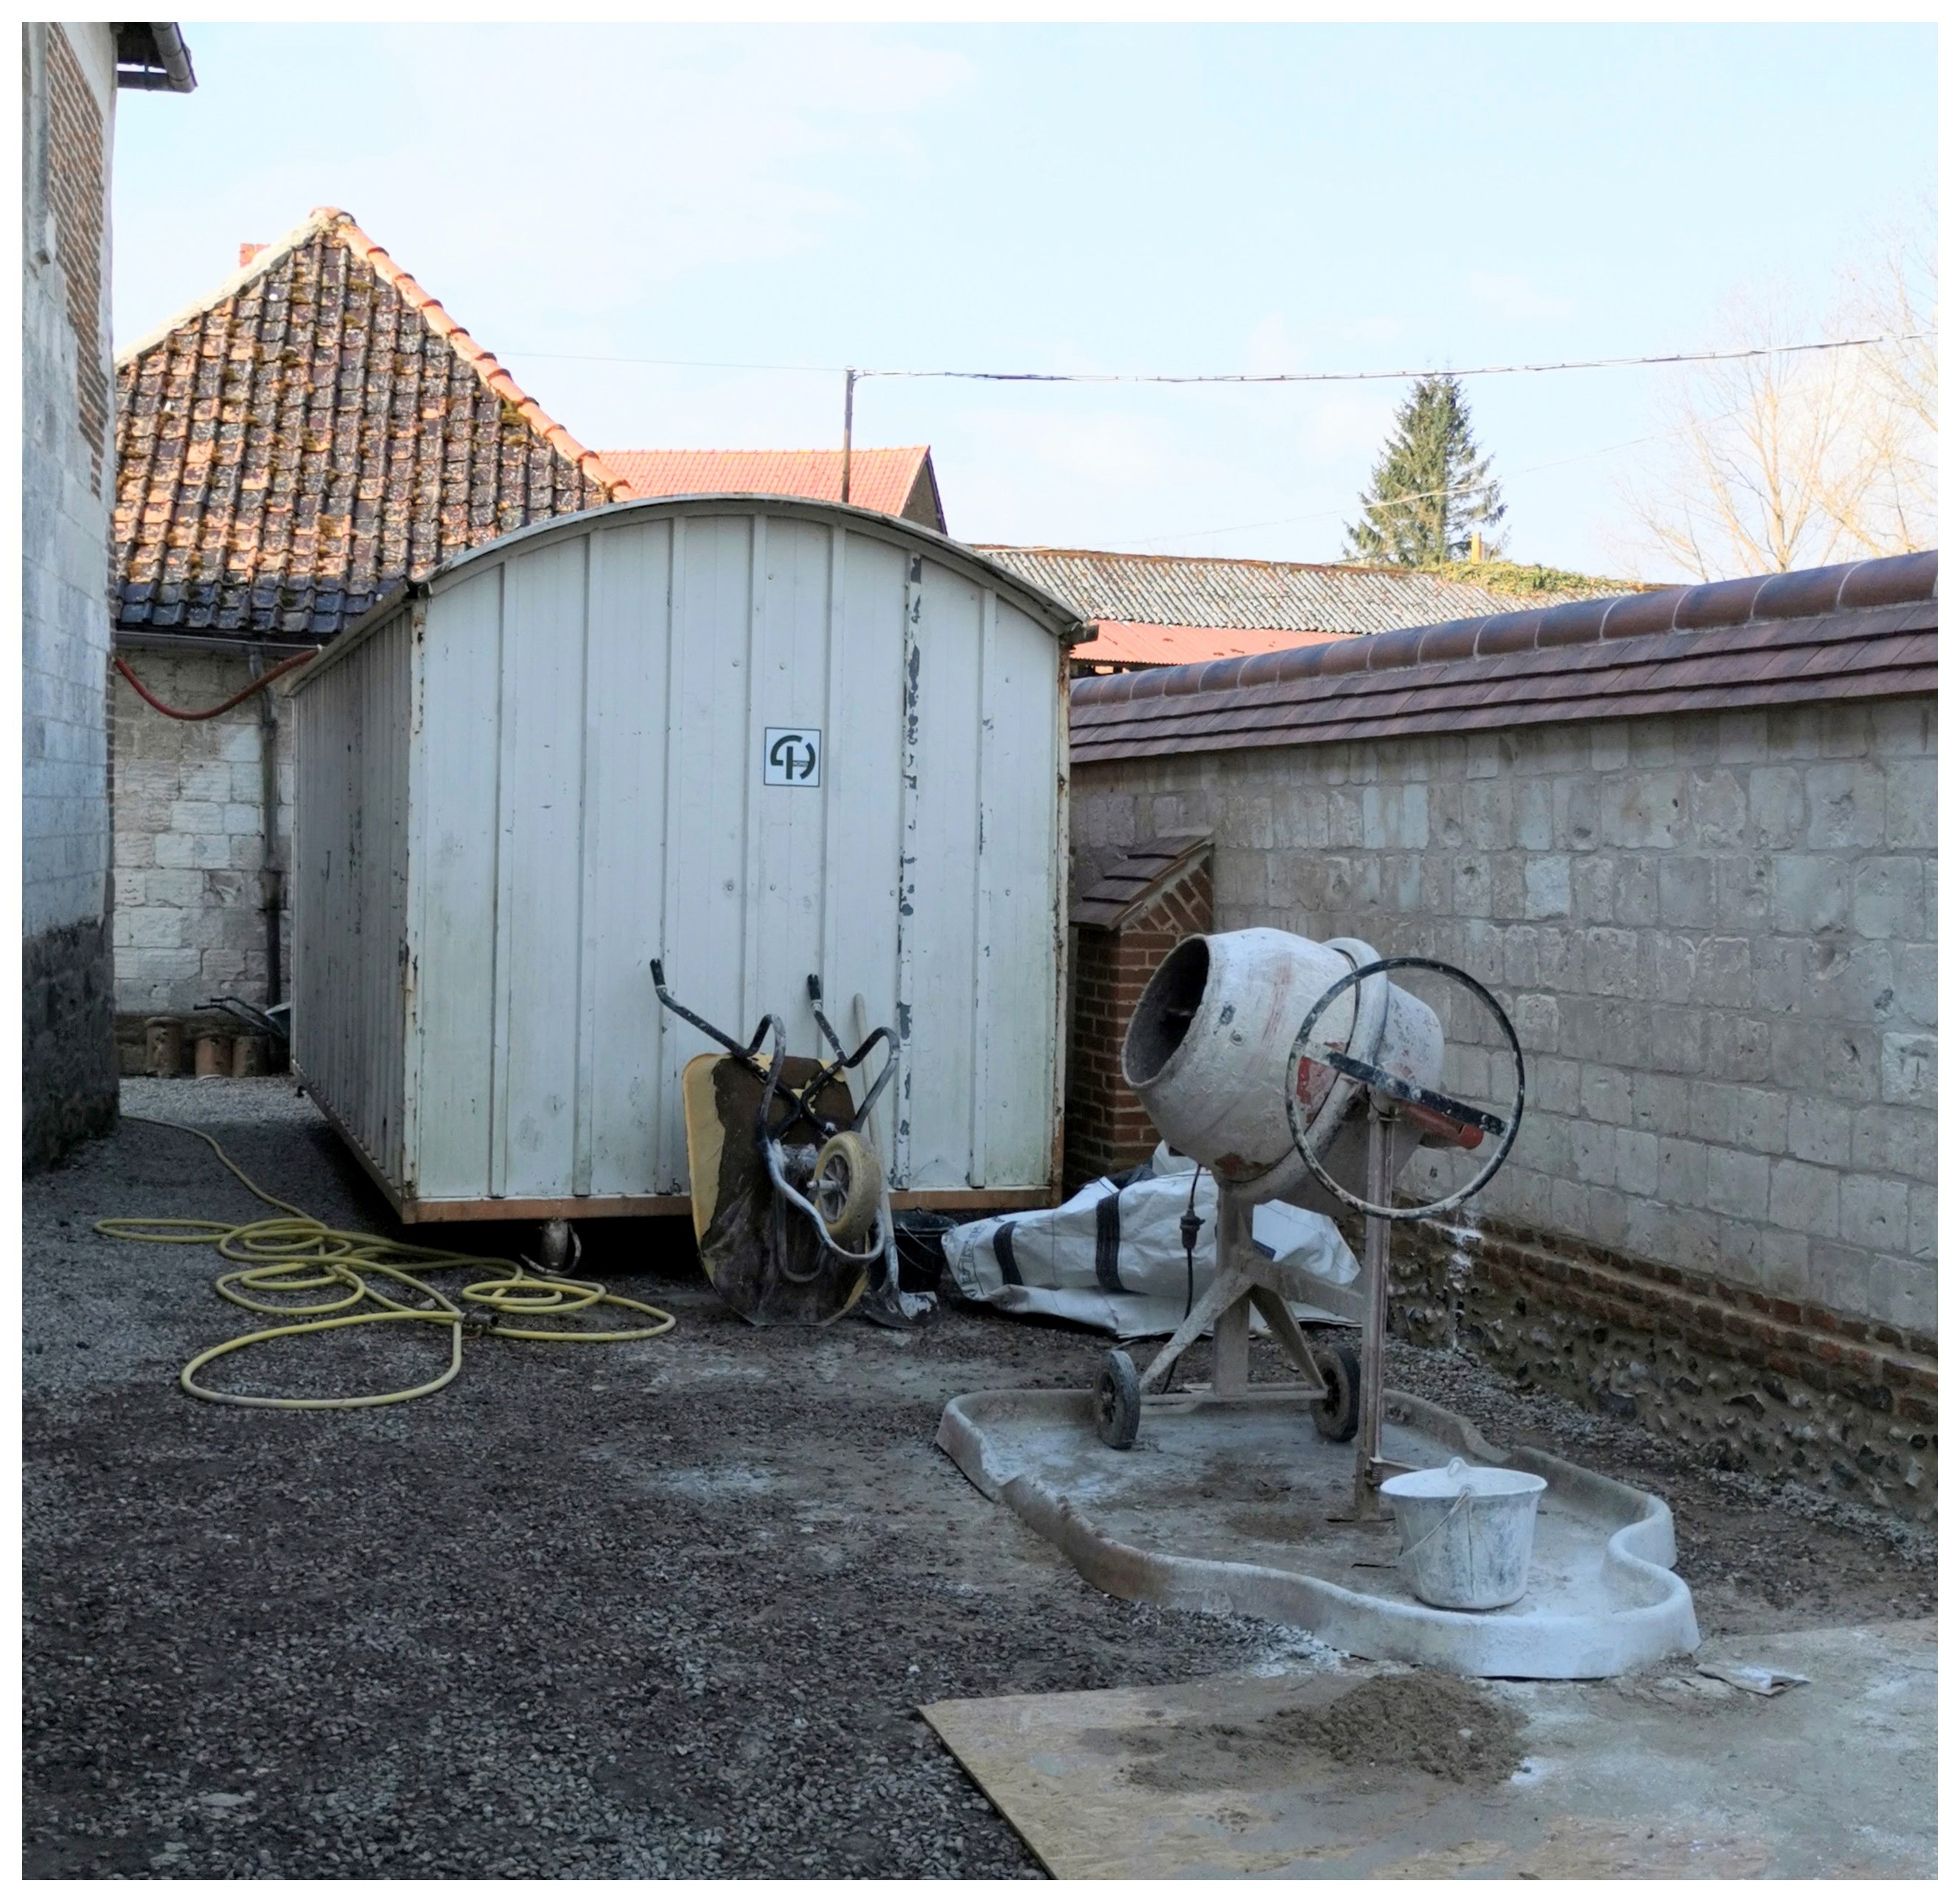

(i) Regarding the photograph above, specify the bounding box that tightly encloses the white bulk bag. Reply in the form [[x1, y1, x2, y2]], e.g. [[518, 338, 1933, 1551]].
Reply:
[[941, 1145, 1359, 1338]]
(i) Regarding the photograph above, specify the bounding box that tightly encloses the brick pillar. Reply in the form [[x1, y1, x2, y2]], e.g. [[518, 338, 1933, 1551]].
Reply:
[[1064, 837, 1212, 1189]]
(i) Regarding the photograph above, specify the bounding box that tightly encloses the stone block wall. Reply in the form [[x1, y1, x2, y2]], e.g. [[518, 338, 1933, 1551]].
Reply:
[[22, 23, 119, 1168], [109, 650, 294, 1016], [1073, 699, 1936, 1506]]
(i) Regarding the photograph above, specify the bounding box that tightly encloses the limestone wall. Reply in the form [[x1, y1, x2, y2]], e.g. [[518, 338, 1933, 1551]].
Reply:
[[1071, 699, 1938, 1343]]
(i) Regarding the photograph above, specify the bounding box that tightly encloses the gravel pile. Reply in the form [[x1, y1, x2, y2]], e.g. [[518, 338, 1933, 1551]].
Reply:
[[24, 1081, 1934, 1877]]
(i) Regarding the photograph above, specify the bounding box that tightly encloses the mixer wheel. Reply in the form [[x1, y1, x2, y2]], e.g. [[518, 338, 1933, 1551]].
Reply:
[[1094, 1349, 1141, 1450], [1311, 1341, 1362, 1442]]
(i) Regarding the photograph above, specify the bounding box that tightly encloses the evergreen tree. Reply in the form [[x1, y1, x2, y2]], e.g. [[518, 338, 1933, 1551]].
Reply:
[[1343, 374, 1506, 565]]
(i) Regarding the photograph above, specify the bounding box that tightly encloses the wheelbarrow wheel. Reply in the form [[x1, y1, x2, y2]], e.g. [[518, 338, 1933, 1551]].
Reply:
[[1095, 1349, 1141, 1450], [812, 1131, 882, 1242], [1310, 1340, 1361, 1442]]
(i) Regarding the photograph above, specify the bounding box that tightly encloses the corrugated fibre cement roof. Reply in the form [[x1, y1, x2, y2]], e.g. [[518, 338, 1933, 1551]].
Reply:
[[1070, 551, 1936, 765]]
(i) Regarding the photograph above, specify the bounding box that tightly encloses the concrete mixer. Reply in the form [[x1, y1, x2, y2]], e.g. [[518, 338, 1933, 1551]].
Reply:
[[1095, 928, 1524, 1519]]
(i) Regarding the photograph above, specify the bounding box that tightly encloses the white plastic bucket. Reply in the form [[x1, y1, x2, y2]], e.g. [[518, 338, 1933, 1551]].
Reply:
[[1378, 1456, 1548, 1610]]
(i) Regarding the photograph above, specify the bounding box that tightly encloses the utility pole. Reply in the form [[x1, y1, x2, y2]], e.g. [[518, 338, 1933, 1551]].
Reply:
[[840, 366, 856, 506]]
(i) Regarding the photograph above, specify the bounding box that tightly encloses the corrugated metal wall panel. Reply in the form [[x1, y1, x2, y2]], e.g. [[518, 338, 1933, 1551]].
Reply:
[[293, 608, 411, 1181]]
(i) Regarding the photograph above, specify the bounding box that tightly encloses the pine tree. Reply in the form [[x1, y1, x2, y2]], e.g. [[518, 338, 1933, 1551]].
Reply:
[[1343, 374, 1506, 566]]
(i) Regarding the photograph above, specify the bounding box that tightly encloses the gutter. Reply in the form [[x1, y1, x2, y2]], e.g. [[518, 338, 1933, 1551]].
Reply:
[[114, 23, 197, 93]]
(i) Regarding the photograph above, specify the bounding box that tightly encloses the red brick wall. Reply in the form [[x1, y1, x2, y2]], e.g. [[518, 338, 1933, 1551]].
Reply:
[[1064, 857, 1213, 1187], [45, 24, 107, 491]]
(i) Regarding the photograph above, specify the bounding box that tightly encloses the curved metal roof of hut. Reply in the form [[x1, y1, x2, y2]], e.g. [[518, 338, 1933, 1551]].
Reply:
[[319, 494, 1094, 666]]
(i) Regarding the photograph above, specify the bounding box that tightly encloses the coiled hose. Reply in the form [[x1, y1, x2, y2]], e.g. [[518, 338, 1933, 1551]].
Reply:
[[98, 1117, 675, 1409]]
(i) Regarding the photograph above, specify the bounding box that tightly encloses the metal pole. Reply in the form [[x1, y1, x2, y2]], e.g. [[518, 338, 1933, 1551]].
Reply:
[[840, 367, 856, 506], [1353, 1098, 1395, 1519]]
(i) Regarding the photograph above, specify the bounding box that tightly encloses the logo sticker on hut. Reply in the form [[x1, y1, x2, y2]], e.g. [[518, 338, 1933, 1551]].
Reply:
[[763, 727, 822, 787]]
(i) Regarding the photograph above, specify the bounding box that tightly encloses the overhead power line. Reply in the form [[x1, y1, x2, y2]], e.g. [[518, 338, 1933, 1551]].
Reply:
[[507, 330, 1932, 385]]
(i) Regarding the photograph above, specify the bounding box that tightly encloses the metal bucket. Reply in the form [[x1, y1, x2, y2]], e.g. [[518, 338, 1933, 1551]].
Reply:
[[1121, 929, 1443, 1187], [1379, 1456, 1548, 1610]]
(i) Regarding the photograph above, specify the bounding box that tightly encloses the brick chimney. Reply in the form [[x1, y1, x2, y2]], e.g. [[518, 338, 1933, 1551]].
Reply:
[[238, 242, 267, 268]]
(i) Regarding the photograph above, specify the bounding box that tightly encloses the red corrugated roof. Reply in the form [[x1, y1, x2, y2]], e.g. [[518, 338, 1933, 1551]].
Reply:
[[601, 447, 939, 527], [1075, 620, 1350, 667]]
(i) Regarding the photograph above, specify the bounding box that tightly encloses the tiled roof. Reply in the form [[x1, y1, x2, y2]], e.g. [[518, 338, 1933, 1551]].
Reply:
[[1072, 831, 1212, 930], [113, 206, 622, 639], [601, 447, 944, 532], [979, 546, 1592, 640], [1071, 552, 1937, 765], [1075, 621, 1350, 668]]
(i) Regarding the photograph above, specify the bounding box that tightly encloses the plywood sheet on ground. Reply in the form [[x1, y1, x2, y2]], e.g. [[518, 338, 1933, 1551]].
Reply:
[[921, 1619, 1934, 1879]]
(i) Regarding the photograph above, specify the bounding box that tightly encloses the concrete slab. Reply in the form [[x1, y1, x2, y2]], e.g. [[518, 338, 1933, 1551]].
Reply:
[[938, 1385, 1698, 1677], [920, 1619, 1936, 1879]]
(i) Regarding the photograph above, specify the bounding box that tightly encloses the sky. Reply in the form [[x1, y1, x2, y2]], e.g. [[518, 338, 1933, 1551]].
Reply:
[[112, 23, 1935, 580]]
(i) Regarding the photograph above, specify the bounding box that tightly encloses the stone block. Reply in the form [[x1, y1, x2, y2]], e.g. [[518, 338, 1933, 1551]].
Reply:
[[1803, 761, 1886, 851], [1714, 853, 1772, 932], [1816, 702, 1871, 759], [1614, 1127, 1659, 1195], [1589, 722, 1629, 771], [1687, 767, 1747, 847], [1849, 1106, 1936, 1184], [169, 799, 225, 834], [1628, 1072, 1688, 1132], [1704, 1013, 1771, 1084], [1908, 1184, 1936, 1263], [1552, 777, 1599, 851], [1516, 778, 1552, 851], [1499, 923, 1541, 988], [1585, 1184, 1630, 1247], [1769, 1158, 1838, 1238], [1581, 926, 1643, 996], [1729, 1085, 1787, 1155], [1571, 1120, 1618, 1187], [1451, 856, 1491, 918], [1716, 709, 1769, 764], [1850, 857, 1926, 940], [1512, 992, 1559, 1053], [1746, 766, 1804, 848], [1658, 856, 1713, 928], [1530, 1055, 1581, 1117], [1688, 935, 1752, 1008], [223, 801, 261, 836], [1656, 1136, 1707, 1204], [1772, 852, 1855, 934], [1892, 943, 1934, 1029], [1489, 853, 1526, 919], [1883, 758, 1936, 849], [1810, 1241, 1873, 1321], [1274, 786, 1329, 849], [1328, 788, 1364, 848], [1839, 1173, 1911, 1254], [1771, 1019, 1877, 1100], [1613, 854, 1658, 924], [1788, 1096, 1852, 1167], [1580, 1063, 1631, 1125], [1647, 1006, 1708, 1075], [1462, 780, 1515, 850], [1706, 1146, 1770, 1221], [1607, 769, 1687, 850]]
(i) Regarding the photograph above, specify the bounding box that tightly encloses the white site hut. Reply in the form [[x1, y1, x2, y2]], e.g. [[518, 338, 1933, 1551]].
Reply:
[[290, 495, 1088, 1223]]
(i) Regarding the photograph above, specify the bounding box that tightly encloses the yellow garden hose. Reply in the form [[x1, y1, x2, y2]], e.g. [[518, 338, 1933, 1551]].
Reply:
[[98, 1117, 675, 1409]]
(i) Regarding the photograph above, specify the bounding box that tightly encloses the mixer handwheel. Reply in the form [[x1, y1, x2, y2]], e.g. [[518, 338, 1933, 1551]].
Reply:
[[1310, 1341, 1361, 1442], [1094, 1349, 1141, 1450]]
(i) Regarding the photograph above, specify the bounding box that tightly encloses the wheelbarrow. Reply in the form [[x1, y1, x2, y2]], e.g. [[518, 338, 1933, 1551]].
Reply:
[[650, 960, 927, 1329]]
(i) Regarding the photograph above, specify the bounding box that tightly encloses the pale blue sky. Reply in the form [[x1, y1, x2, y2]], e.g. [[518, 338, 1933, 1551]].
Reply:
[[114, 23, 1934, 578]]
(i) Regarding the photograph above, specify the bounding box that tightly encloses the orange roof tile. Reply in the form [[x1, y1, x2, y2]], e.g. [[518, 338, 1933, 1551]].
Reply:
[[601, 446, 943, 531], [113, 206, 624, 638]]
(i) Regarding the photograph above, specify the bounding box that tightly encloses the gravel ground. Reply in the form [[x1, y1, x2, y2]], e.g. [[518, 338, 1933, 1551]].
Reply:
[[23, 1080, 1934, 1879]]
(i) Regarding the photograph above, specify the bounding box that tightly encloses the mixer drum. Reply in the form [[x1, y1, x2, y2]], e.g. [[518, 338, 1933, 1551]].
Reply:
[[1121, 928, 1444, 1196]]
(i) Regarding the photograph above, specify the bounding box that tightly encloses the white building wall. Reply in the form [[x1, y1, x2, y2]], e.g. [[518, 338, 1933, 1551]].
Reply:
[[22, 23, 120, 1164]]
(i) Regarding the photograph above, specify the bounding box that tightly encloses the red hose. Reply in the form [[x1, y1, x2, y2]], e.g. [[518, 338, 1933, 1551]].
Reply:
[[114, 647, 317, 721]]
